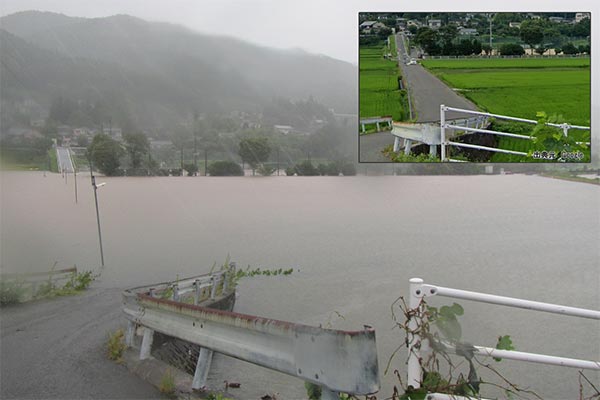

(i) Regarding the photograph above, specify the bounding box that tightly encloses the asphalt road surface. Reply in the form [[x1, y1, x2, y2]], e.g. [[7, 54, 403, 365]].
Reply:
[[0, 287, 165, 399], [396, 33, 479, 122], [56, 147, 75, 174]]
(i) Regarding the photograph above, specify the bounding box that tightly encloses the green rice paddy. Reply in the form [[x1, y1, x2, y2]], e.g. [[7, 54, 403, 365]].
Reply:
[[359, 40, 404, 122], [421, 57, 591, 162]]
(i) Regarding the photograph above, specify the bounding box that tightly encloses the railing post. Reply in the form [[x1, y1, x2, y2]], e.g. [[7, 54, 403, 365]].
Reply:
[[172, 283, 179, 302], [125, 320, 136, 347], [440, 104, 446, 161], [140, 327, 154, 360], [148, 288, 155, 298], [407, 277, 424, 388], [194, 279, 201, 305], [192, 347, 214, 390]]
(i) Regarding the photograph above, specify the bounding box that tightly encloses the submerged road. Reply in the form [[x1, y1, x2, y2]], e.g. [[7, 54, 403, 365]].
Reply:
[[0, 287, 165, 399]]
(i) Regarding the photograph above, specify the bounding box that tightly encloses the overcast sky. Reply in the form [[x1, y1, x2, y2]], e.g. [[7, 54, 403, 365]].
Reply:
[[1, 0, 596, 64]]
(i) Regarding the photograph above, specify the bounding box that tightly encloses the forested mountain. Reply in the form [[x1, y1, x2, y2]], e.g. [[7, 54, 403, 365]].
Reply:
[[0, 11, 357, 131]]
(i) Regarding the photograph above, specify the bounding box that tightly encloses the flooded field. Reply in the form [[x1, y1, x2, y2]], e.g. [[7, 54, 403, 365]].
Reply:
[[1, 171, 598, 399]]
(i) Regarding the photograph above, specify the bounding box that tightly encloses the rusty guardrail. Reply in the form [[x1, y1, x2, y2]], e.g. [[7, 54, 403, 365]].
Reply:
[[122, 264, 380, 398]]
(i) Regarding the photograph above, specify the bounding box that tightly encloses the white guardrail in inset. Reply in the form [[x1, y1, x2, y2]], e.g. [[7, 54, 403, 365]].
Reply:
[[440, 105, 591, 162], [407, 278, 600, 399], [122, 266, 379, 399]]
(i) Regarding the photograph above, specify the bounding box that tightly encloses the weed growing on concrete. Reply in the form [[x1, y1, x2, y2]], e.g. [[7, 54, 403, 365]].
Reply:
[[107, 329, 126, 362], [159, 369, 176, 397]]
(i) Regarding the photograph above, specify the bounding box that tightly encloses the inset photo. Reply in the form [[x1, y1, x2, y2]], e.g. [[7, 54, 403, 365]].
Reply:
[[358, 12, 591, 163]]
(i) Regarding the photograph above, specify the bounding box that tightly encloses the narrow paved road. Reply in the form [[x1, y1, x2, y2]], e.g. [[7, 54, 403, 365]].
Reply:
[[396, 33, 478, 122], [56, 147, 75, 173], [0, 287, 165, 399], [360, 34, 482, 161]]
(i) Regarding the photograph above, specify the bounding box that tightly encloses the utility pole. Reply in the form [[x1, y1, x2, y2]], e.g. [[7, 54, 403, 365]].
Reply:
[[88, 157, 105, 267], [489, 14, 493, 55], [204, 148, 208, 176], [193, 112, 198, 174]]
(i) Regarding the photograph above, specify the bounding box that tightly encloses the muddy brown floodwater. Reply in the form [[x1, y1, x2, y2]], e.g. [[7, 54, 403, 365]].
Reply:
[[1, 171, 598, 399]]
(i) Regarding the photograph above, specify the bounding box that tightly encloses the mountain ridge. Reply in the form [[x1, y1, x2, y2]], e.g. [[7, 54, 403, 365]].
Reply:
[[1, 11, 356, 131]]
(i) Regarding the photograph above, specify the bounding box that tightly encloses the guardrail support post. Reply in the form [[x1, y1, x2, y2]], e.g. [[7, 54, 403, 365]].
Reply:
[[140, 328, 154, 360], [429, 144, 437, 156], [192, 347, 214, 390], [210, 275, 218, 300], [194, 279, 201, 305], [404, 139, 412, 155], [407, 277, 424, 388], [172, 284, 179, 302], [148, 288, 155, 298], [126, 320, 136, 347], [320, 387, 340, 400]]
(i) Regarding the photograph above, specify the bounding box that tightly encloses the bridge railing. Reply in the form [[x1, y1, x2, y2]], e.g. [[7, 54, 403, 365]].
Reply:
[[122, 265, 379, 398], [407, 277, 600, 397], [440, 105, 590, 162]]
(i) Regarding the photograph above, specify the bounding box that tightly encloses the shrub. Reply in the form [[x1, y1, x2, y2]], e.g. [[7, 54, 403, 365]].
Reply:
[[0, 280, 27, 306], [207, 161, 243, 176]]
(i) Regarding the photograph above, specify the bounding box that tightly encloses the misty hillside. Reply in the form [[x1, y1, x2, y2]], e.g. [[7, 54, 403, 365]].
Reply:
[[0, 11, 356, 130]]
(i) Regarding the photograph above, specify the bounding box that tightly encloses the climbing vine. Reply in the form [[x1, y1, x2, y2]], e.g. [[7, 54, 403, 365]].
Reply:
[[384, 296, 600, 400]]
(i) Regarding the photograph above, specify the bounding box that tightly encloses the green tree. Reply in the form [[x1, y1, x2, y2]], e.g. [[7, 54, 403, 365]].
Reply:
[[499, 43, 525, 56], [87, 134, 124, 176], [123, 132, 150, 168], [572, 17, 590, 37], [561, 42, 578, 54], [520, 20, 544, 50], [415, 27, 440, 55], [238, 136, 271, 175], [207, 161, 243, 176]]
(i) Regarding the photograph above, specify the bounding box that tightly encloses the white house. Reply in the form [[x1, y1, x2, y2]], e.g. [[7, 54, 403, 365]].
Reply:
[[428, 19, 442, 29]]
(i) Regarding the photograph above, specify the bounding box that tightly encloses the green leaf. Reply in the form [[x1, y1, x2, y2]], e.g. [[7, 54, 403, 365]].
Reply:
[[494, 335, 515, 362]]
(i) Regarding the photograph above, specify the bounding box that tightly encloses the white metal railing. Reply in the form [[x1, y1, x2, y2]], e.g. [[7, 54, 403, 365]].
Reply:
[[407, 277, 600, 395], [122, 266, 380, 398], [440, 105, 591, 162]]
